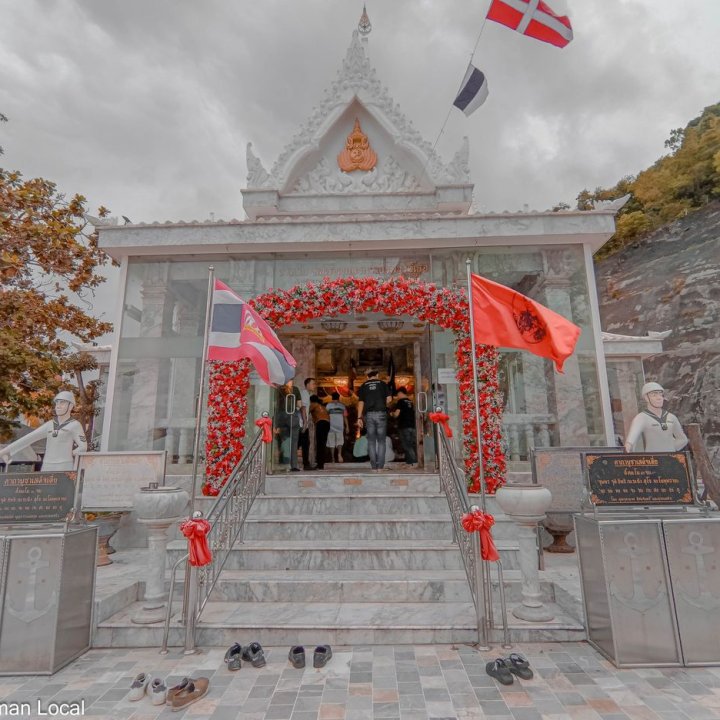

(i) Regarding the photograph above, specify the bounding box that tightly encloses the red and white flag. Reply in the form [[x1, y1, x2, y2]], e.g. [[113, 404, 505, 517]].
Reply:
[[470, 273, 580, 372], [487, 0, 573, 48], [207, 280, 296, 386]]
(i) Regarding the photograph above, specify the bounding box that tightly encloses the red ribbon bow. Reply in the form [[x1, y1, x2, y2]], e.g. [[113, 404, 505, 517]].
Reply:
[[180, 517, 213, 567], [429, 411, 453, 438], [255, 416, 273, 444], [460, 509, 500, 562]]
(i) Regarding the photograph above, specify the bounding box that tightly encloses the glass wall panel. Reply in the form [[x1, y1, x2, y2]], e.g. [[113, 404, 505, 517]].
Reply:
[[108, 244, 607, 465]]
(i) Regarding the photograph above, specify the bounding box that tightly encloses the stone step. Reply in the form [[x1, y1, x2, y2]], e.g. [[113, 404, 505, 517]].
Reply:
[[94, 599, 585, 647], [205, 569, 557, 604], [242, 514, 455, 541], [247, 493, 451, 516], [167, 539, 520, 571], [263, 473, 441, 495]]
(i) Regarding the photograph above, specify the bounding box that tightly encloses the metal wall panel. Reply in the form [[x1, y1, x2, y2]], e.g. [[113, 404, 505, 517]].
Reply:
[[0, 527, 97, 675], [663, 518, 720, 666], [575, 516, 613, 657]]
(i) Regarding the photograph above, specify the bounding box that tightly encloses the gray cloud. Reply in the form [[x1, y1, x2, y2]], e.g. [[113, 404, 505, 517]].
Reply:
[[1, 0, 719, 328]]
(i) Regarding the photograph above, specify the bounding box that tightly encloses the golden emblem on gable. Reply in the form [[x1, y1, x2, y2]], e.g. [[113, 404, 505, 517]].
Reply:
[[337, 118, 377, 172]]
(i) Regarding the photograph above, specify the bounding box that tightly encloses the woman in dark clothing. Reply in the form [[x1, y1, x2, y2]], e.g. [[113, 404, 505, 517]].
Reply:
[[309, 395, 330, 470]]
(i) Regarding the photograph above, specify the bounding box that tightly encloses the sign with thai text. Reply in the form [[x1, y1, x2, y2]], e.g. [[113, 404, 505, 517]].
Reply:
[[0, 472, 76, 523], [77, 451, 166, 509], [584, 452, 694, 506]]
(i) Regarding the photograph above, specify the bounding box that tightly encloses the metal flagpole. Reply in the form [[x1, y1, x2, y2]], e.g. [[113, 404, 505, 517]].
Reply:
[[465, 259, 488, 514], [183, 266, 215, 654], [466, 258, 494, 647], [189, 265, 215, 515]]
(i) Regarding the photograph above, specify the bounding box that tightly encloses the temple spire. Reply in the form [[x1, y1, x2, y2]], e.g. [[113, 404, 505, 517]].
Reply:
[[358, 4, 372, 37]]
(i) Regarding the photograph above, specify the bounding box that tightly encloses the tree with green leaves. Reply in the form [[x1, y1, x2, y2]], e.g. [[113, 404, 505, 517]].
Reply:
[[577, 102, 720, 258], [0, 169, 113, 440]]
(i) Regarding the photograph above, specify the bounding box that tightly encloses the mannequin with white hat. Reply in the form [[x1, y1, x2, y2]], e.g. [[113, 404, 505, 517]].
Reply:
[[0, 391, 87, 471], [624, 382, 687, 453]]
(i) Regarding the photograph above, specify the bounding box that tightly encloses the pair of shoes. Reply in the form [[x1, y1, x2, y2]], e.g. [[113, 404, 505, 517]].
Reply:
[[224, 642, 243, 671], [287, 645, 332, 669], [485, 654, 533, 685], [167, 676, 210, 711], [291, 467, 301, 472], [128, 674, 168, 705], [242, 641, 267, 668]]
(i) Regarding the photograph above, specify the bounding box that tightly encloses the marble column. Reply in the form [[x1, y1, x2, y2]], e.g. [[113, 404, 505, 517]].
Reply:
[[128, 264, 171, 451], [540, 250, 589, 446]]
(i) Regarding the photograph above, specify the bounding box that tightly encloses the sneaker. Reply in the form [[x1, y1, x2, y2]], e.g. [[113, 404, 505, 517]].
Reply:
[[313, 645, 332, 668], [505, 653, 533, 680], [486, 658, 514, 685], [288, 645, 305, 669], [224, 642, 243, 671], [170, 677, 210, 711], [149, 677, 167, 706], [128, 672, 151, 701], [166, 677, 190, 704], [242, 641, 267, 668]]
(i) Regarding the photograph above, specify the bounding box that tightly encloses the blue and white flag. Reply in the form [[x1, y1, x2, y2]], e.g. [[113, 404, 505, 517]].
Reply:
[[453, 64, 489, 116]]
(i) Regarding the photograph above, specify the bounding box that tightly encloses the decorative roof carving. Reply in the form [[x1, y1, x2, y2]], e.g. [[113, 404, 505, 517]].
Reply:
[[269, 31, 464, 188], [447, 137, 471, 184], [246, 142, 273, 188], [338, 118, 377, 172], [293, 155, 420, 194]]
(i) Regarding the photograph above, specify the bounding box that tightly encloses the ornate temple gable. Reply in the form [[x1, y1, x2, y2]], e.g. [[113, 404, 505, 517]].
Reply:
[[245, 31, 470, 204]]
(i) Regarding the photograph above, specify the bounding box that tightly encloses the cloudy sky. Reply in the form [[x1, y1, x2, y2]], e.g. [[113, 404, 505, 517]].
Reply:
[[2, 0, 719, 325]]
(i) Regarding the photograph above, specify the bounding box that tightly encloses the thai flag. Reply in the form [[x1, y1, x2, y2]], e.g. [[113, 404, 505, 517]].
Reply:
[[208, 280, 296, 386]]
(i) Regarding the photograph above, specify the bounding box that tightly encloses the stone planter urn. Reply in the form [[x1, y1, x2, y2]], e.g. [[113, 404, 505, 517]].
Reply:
[[131, 483, 190, 625], [84, 512, 125, 567], [495, 483, 554, 622]]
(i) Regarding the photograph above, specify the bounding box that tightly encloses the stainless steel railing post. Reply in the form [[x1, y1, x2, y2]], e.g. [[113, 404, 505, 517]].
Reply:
[[183, 564, 199, 654]]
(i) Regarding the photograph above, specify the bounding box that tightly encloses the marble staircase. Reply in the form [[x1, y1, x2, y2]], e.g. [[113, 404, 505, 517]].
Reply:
[[93, 470, 584, 648]]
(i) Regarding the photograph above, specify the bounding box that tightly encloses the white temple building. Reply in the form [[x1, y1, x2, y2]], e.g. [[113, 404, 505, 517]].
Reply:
[[94, 28, 652, 472]]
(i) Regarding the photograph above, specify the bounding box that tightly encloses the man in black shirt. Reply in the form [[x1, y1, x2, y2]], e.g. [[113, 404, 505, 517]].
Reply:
[[392, 387, 417, 467], [356, 369, 392, 472]]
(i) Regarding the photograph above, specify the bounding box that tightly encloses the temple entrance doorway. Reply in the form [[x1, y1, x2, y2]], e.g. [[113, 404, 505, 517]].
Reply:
[[271, 314, 435, 473]]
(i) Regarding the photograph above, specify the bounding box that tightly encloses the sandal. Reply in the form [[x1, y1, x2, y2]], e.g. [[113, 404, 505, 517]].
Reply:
[[485, 658, 514, 685], [506, 653, 533, 680]]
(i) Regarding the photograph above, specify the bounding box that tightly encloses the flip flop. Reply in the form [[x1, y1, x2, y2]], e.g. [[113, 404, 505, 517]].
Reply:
[[506, 653, 533, 680], [485, 658, 514, 685]]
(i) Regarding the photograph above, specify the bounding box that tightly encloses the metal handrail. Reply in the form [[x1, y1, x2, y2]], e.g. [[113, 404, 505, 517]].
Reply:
[[160, 426, 267, 654], [436, 428, 510, 649], [160, 552, 188, 654]]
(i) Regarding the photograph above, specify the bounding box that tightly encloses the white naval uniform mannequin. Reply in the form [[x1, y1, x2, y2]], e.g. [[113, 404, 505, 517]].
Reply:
[[1, 402, 87, 471]]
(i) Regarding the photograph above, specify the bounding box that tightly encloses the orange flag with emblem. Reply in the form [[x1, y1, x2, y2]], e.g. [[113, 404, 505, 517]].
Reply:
[[470, 273, 580, 373]]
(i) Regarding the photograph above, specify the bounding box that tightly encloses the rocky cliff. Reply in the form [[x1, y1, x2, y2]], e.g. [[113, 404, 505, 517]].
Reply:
[[595, 201, 720, 468]]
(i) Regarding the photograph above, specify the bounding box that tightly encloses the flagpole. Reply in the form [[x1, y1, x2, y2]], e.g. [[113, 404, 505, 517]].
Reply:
[[465, 258, 487, 514], [189, 265, 215, 515]]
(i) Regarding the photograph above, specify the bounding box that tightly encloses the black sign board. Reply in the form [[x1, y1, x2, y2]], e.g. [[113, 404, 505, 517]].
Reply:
[[0, 472, 77, 523], [583, 452, 694, 506]]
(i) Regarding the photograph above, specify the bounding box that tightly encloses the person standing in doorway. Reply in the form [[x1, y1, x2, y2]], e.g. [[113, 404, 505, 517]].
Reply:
[[356, 369, 392, 472], [299, 377, 316, 470], [274, 380, 303, 471], [309, 395, 330, 470], [392, 387, 417, 468], [326, 392, 349, 464]]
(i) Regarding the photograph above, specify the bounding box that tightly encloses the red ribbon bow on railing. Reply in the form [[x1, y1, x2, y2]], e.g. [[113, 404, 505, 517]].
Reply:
[[460, 509, 500, 562], [180, 516, 213, 567], [255, 416, 273, 444], [429, 411, 453, 438]]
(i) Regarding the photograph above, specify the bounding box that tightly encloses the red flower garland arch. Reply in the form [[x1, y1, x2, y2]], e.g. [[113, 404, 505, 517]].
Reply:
[[204, 276, 506, 495]]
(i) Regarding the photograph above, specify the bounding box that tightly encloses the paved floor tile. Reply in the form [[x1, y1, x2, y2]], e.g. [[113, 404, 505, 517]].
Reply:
[[4, 643, 720, 720]]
